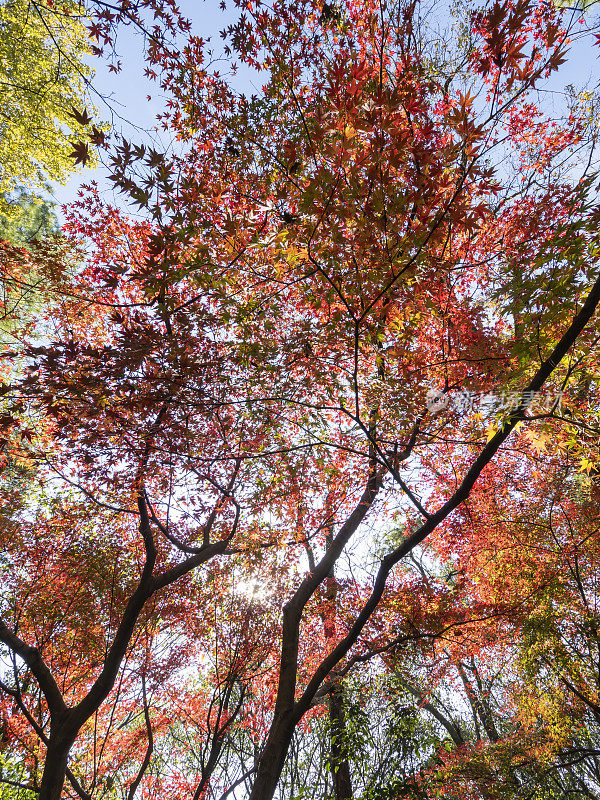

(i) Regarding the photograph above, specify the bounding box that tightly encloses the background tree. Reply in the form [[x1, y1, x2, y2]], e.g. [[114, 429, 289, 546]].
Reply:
[[1, 0, 600, 798], [0, 0, 97, 212], [0, 188, 58, 247]]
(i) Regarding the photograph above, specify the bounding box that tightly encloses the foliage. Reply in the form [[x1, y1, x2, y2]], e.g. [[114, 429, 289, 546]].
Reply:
[[0, 189, 58, 247], [1, 0, 600, 799], [0, 0, 95, 209]]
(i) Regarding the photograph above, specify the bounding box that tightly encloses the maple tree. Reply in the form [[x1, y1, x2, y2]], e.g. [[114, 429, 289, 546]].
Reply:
[[2, 0, 600, 798]]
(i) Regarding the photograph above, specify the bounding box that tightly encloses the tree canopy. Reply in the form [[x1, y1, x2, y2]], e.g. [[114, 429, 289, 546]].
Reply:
[[0, 0, 96, 208], [1, 0, 600, 799]]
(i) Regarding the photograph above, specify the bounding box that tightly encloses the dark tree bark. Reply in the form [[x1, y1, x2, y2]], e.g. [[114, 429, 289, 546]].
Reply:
[[329, 683, 353, 800], [39, 729, 78, 800]]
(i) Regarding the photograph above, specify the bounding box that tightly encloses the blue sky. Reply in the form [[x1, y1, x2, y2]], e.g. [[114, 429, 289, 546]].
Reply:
[[53, 0, 258, 214], [52, 1, 600, 216]]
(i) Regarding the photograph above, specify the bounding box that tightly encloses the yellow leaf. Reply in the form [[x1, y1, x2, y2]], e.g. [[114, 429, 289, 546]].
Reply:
[[579, 457, 595, 474], [524, 428, 549, 454]]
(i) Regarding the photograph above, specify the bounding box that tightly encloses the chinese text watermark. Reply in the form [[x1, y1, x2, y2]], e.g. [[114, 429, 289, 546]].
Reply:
[[426, 388, 563, 416]]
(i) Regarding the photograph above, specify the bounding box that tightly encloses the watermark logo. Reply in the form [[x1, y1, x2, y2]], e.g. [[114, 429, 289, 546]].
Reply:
[[426, 388, 562, 416]]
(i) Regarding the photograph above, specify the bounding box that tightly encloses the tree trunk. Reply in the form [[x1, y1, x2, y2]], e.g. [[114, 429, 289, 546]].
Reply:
[[38, 732, 75, 800], [329, 682, 353, 800], [248, 714, 296, 800]]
